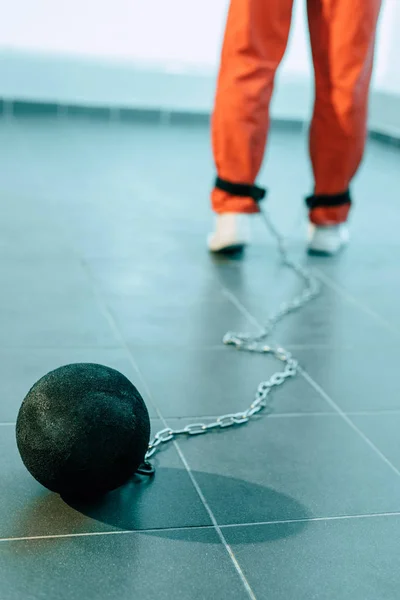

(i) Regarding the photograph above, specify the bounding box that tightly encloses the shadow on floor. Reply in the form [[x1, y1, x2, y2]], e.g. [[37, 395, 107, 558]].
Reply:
[[15, 469, 310, 545], [18, 468, 313, 544]]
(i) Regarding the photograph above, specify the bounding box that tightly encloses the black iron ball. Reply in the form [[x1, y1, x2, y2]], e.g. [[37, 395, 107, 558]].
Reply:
[[16, 363, 151, 499]]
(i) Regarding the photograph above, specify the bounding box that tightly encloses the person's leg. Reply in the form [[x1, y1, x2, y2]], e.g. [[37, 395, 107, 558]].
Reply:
[[209, 0, 294, 251], [306, 0, 382, 252]]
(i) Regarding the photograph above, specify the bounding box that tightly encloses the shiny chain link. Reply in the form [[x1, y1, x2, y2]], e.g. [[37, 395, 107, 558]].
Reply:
[[145, 206, 321, 461]]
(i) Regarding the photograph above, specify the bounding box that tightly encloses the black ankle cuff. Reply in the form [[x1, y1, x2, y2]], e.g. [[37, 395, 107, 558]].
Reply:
[[306, 190, 351, 209], [215, 177, 267, 203]]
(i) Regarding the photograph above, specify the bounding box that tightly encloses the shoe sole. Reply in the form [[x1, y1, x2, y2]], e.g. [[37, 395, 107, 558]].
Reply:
[[307, 248, 334, 257], [307, 243, 346, 257], [209, 244, 246, 256]]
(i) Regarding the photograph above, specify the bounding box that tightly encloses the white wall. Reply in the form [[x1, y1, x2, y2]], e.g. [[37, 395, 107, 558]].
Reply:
[[0, 0, 397, 86], [374, 0, 400, 94], [0, 0, 399, 132], [0, 0, 309, 73]]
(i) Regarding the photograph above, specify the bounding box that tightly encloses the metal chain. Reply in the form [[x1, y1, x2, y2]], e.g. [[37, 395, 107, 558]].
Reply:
[[145, 206, 321, 461]]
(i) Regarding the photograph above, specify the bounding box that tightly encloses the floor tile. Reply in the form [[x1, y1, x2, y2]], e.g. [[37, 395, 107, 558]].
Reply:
[[213, 258, 398, 348], [0, 259, 118, 347], [0, 423, 210, 539], [0, 258, 95, 306], [0, 305, 117, 348], [294, 346, 400, 412], [0, 528, 250, 600], [224, 515, 400, 600], [311, 245, 400, 332], [0, 347, 158, 421], [108, 294, 256, 348], [87, 255, 223, 304], [130, 345, 331, 418], [166, 415, 400, 524], [0, 114, 399, 599], [0, 205, 72, 259]]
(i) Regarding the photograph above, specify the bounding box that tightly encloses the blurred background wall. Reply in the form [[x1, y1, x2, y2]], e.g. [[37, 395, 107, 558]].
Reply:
[[0, 0, 399, 135]]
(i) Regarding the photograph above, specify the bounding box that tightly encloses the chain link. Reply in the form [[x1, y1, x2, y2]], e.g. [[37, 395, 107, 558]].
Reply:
[[145, 206, 321, 461]]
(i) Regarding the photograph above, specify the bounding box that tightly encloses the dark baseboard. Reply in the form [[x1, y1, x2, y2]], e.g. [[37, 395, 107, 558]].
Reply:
[[368, 130, 400, 148], [0, 98, 399, 148]]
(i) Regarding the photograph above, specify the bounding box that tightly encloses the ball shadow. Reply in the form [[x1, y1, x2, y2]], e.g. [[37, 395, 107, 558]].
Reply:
[[64, 467, 310, 544]]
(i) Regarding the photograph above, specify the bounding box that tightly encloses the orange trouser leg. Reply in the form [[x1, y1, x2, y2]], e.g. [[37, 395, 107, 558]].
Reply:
[[307, 0, 382, 225], [211, 0, 294, 214]]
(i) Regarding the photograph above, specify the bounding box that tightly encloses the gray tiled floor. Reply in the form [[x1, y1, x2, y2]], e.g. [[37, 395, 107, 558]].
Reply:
[[0, 110, 400, 599]]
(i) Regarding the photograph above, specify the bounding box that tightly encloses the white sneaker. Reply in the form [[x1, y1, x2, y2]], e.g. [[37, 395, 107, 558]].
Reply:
[[208, 213, 251, 253], [308, 224, 349, 256]]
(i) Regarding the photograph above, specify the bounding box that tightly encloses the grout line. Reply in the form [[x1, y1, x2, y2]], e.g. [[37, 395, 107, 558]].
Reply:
[[220, 510, 400, 529], [4, 510, 400, 544], [283, 344, 354, 350], [4, 408, 400, 429], [79, 261, 165, 421], [217, 269, 400, 481], [167, 412, 337, 420], [174, 446, 257, 600], [164, 409, 400, 421], [78, 260, 257, 600], [314, 269, 399, 336], [166, 410, 400, 420], [0, 345, 123, 350], [10, 119, 397, 592], [3, 408, 400, 430], [8, 125, 258, 597], [221, 287, 263, 331], [346, 409, 400, 416], [9, 120, 255, 598], [0, 525, 214, 544], [0, 343, 358, 351]]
